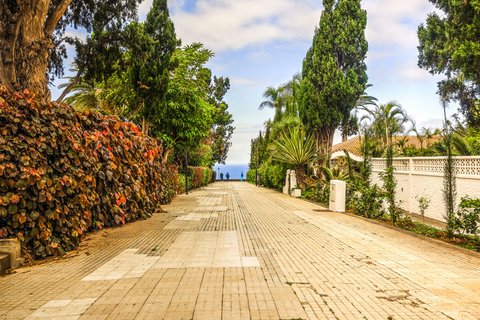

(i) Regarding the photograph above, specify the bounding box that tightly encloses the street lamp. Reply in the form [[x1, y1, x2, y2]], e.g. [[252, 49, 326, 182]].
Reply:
[[255, 130, 260, 186], [185, 151, 189, 195]]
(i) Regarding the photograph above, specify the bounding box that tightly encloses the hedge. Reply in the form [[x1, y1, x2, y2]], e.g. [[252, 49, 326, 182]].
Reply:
[[247, 164, 285, 190], [0, 88, 177, 259], [177, 166, 214, 193]]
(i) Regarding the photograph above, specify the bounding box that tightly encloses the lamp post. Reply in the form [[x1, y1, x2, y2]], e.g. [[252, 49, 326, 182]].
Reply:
[[185, 151, 189, 195], [255, 130, 260, 186]]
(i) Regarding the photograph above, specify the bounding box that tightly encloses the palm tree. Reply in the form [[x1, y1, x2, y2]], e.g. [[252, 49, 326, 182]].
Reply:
[[63, 82, 105, 112], [412, 125, 436, 150], [361, 101, 409, 149], [341, 84, 378, 142], [395, 136, 409, 156], [56, 63, 84, 103], [259, 74, 302, 123], [282, 73, 302, 117], [356, 85, 378, 109], [259, 86, 283, 123], [271, 127, 317, 188]]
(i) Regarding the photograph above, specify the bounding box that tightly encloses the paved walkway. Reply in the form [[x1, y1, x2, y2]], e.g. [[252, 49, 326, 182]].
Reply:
[[1, 182, 480, 320]]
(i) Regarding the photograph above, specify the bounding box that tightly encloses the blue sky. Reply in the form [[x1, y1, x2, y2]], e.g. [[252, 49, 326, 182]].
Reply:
[[53, 0, 454, 165]]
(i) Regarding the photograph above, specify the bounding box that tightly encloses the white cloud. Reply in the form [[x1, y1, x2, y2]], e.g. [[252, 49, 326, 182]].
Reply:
[[364, 0, 434, 51], [230, 77, 258, 87], [139, 0, 435, 56], [170, 0, 322, 52], [226, 123, 264, 164], [398, 63, 433, 82]]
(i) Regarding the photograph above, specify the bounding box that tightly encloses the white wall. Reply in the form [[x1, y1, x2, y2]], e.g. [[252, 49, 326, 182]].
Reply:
[[371, 157, 480, 222]]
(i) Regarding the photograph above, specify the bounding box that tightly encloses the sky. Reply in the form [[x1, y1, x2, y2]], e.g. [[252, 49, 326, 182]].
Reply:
[[53, 0, 453, 165]]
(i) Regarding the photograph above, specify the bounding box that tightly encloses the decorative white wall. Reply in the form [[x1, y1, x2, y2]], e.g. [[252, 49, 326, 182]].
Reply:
[[371, 156, 480, 222]]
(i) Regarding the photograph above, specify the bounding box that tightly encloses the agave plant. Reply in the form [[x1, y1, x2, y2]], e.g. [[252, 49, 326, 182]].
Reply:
[[320, 166, 349, 182], [271, 127, 317, 188]]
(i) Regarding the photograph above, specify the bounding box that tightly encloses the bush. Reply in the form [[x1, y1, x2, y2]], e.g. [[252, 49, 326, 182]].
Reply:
[[396, 216, 443, 239], [456, 196, 480, 235], [348, 183, 385, 219], [246, 169, 256, 183], [0, 88, 176, 259], [303, 179, 330, 206], [258, 163, 285, 190], [176, 166, 214, 193]]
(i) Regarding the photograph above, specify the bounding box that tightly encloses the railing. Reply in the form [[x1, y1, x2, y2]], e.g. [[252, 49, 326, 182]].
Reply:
[[372, 156, 480, 177]]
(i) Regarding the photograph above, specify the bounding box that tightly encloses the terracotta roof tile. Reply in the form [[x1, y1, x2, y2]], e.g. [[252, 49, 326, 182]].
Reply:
[[332, 135, 442, 157]]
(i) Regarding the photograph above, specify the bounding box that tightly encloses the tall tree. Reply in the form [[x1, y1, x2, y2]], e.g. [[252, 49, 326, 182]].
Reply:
[[418, 1, 480, 127], [0, 0, 141, 98], [161, 43, 215, 157], [209, 76, 235, 164], [299, 0, 368, 166], [63, 0, 177, 135], [140, 0, 177, 133]]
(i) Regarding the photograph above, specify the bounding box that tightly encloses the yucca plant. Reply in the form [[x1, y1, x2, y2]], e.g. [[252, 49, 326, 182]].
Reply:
[[321, 166, 349, 182], [271, 127, 317, 188]]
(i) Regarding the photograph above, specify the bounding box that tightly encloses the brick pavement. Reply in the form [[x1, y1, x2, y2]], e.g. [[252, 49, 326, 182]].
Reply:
[[1, 182, 480, 319]]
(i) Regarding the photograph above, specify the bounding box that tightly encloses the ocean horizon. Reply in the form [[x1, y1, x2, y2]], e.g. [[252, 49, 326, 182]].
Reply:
[[213, 164, 250, 180]]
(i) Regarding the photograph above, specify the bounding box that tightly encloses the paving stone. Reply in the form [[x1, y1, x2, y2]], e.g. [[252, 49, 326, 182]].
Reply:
[[1, 182, 479, 319]]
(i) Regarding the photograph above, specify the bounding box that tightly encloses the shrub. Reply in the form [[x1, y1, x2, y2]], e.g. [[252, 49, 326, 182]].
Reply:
[[347, 178, 385, 219], [456, 196, 480, 235], [246, 169, 256, 183], [303, 180, 330, 206], [176, 166, 214, 193], [396, 216, 443, 239], [0, 88, 176, 259], [416, 195, 431, 223], [258, 163, 285, 190]]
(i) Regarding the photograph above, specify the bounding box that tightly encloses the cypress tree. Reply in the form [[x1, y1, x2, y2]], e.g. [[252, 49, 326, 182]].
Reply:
[[299, 0, 368, 166]]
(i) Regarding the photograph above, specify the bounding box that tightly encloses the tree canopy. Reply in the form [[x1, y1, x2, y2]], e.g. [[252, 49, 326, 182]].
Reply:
[[418, 0, 480, 127], [57, 1, 234, 166], [0, 0, 142, 98]]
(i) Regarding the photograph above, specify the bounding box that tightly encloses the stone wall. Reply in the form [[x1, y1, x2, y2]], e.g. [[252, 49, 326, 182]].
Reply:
[[371, 156, 480, 222]]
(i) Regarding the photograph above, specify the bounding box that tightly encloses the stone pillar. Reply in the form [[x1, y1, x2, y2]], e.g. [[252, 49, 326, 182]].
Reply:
[[290, 170, 302, 197], [0, 239, 23, 270], [283, 170, 291, 194], [290, 170, 297, 190]]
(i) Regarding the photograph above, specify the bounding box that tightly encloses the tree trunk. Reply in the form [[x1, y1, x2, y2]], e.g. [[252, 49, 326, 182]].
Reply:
[[0, 0, 72, 99], [0, 3, 21, 92], [315, 126, 335, 168], [16, 1, 53, 99], [295, 165, 306, 189], [341, 129, 348, 142]]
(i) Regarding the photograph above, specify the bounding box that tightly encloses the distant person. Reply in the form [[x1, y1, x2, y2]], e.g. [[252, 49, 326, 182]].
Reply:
[[226, 172, 230, 180], [220, 172, 224, 180], [240, 171, 244, 182]]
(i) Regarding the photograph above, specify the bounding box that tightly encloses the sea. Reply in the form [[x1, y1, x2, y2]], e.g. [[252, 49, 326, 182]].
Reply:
[[213, 164, 250, 180]]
